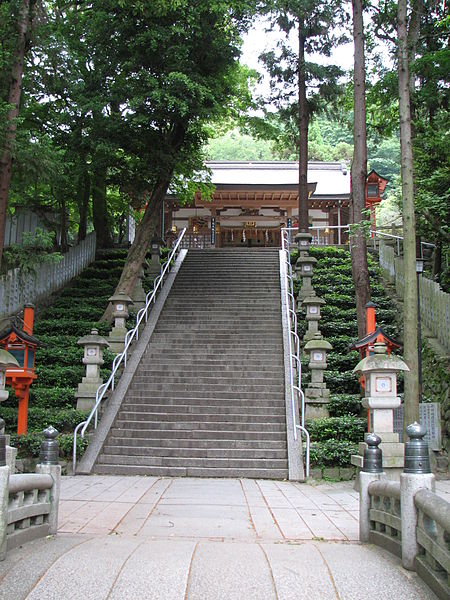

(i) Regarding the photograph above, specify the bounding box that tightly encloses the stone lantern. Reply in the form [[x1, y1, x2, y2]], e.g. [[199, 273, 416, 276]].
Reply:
[[294, 232, 317, 303], [75, 328, 110, 411], [148, 235, 164, 276], [303, 332, 332, 419], [131, 264, 147, 312], [351, 341, 410, 479], [302, 293, 326, 341], [108, 291, 133, 353], [0, 349, 19, 402]]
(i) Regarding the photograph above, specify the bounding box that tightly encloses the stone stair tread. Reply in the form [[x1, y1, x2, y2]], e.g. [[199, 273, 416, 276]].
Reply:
[[94, 465, 289, 479]]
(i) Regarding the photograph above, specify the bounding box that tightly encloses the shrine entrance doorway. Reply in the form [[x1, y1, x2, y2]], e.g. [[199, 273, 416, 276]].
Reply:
[[219, 227, 281, 248]]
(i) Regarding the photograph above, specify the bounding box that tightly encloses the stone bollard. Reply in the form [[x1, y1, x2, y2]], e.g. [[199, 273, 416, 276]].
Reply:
[[0, 423, 10, 560], [36, 427, 61, 535], [359, 433, 386, 542], [400, 422, 435, 570]]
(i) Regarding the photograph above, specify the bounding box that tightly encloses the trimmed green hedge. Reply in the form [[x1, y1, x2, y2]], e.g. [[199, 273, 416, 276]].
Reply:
[[310, 440, 359, 467], [307, 416, 367, 443], [328, 394, 362, 417], [0, 407, 88, 432], [9, 432, 88, 460]]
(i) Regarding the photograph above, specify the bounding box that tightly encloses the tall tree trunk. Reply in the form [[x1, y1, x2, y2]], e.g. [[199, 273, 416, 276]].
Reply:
[[92, 162, 112, 248], [59, 194, 69, 253], [298, 21, 309, 232], [101, 174, 172, 322], [77, 162, 90, 241], [0, 0, 31, 269], [350, 0, 371, 338], [398, 0, 420, 427]]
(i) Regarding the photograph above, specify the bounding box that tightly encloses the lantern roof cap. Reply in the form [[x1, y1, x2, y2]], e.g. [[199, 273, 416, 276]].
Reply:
[[0, 348, 19, 368], [108, 291, 133, 304], [353, 342, 409, 374], [295, 255, 317, 265], [349, 327, 401, 351], [0, 323, 42, 347], [77, 329, 110, 348], [302, 294, 326, 305], [304, 333, 332, 351]]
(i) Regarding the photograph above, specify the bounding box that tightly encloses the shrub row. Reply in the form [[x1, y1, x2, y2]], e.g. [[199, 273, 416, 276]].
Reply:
[[34, 319, 109, 337], [327, 394, 362, 417], [310, 440, 359, 467], [9, 432, 88, 461], [0, 407, 88, 432], [307, 416, 367, 443]]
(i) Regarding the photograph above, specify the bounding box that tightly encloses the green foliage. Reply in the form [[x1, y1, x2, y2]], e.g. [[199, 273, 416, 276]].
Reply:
[[29, 387, 76, 409], [2, 229, 61, 276], [0, 407, 88, 432], [9, 432, 88, 461], [308, 416, 366, 443], [34, 365, 84, 388], [310, 440, 359, 467], [327, 394, 362, 417], [34, 319, 109, 337]]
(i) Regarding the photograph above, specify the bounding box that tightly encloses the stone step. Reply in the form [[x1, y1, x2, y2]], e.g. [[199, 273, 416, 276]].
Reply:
[[101, 445, 287, 459], [97, 454, 288, 470], [126, 389, 283, 400], [122, 398, 285, 409], [112, 420, 286, 432], [132, 370, 282, 380], [140, 359, 284, 368], [121, 403, 285, 415], [109, 427, 286, 441], [128, 382, 283, 393], [106, 437, 287, 450], [93, 464, 288, 479], [116, 411, 285, 424]]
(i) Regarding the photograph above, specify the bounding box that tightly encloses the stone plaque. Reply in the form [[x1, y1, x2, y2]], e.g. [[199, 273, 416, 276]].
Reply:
[[394, 403, 441, 451], [375, 376, 392, 393]]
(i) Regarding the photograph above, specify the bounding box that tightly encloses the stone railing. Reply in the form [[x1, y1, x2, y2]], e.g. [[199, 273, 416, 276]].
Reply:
[[378, 240, 450, 351], [359, 427, 449, 600], [414, 489, 450, 597], [0, 231, 96, 320], [0, 426, 61, 560]]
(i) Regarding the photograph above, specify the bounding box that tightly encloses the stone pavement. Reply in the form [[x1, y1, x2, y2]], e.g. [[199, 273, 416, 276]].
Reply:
[[0, 476, 448, 600]]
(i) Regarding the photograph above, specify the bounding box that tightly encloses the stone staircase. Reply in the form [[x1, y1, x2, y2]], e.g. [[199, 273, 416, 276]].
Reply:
[[95, 248, 288, 478]]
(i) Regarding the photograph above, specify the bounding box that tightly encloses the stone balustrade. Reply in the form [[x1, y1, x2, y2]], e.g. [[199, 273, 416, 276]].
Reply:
[[359, 427, 449, 600], [0, 427, 61, 560]]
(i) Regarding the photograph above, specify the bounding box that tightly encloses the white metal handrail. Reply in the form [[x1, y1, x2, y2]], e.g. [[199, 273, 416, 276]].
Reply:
[[280, 227, 310, 477], [72, 228, 187, 471]]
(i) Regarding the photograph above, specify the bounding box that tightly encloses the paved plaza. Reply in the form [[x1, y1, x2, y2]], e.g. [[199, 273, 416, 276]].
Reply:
[[0, 476, 448, 599]]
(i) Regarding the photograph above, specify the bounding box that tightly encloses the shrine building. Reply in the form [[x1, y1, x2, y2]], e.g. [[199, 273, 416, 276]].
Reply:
[[164, 161, 351, 248]]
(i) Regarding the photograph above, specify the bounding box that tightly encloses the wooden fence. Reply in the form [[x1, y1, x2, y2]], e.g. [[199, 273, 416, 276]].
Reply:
[[379, 241, 449, 351], [0, 232, 96, 320]]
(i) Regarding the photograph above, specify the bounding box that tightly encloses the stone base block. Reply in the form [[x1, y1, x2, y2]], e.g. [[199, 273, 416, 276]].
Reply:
[[108, 327, 127, 354], [305, 403, 329, 420], [75, 379, 103, 411]]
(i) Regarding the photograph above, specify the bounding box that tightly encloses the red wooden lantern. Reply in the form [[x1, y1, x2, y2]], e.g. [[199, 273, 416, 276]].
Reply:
[[0, 304, 41, 435], [366, 170, 388, 233]]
